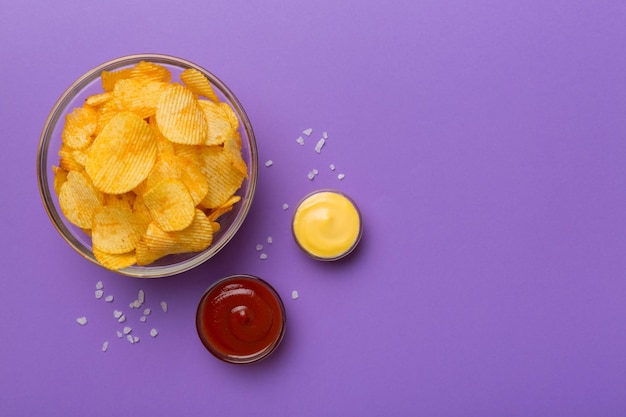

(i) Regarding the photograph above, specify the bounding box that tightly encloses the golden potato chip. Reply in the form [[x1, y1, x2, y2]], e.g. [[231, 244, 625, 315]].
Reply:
[[85, 92, 113, 107], [130, 61, 172, 83], [58, 170, 104, 229], [61, 106, 97, 150], [86, 112, 157, 194], [132, 193, 153, 227], [113, 79, 169, 119], [197, 146, 246, 209], [52, 166, 68, 196], [59, 144, 88, 172], [92, 206, 146, 254], [180, 68, 220, 103], [197, 100, 233, 146], [147, 153, 208, 205], [223, 133, 248, 177], [104, 192, 136, 209], [101, 68, 133, 92], [143, 178, 195, 232], [135, 209, 213, 265], [219, 101, 239, 132], [149, 116, 176, 156], [93, 247, 137, 270], [211, 222, 221, 234], [155, 83, 208, 145]]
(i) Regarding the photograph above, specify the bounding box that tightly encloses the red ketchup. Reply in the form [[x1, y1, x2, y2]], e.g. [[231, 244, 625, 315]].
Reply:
[[196, 275, 286, 364]]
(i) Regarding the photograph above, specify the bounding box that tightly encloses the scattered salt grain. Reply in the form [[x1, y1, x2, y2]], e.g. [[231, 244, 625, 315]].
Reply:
[[282, 203, 289, 210], [113, 310, 123, 319], [259, 253, 268, 260], [314, 138, 326, 153], [126, 335, 134, 344], [123, 326, 132, 335], [133, 336, 140, 343], [322, 131, 328, 139], [95, 281, 103, 290], [338, 173, 345, 180], [329, 163, 336, 171], [76, 317, 88, 326], [265, 160, 273, 167], [139, 316, 147, 323], [138, 290, 145, 304], [267, 236, 273, 244], [102, 341, 109, 352], [291, 290, 299, 300], [95, 290, 103, 299], [118, 315, 126, 323], [132, 300, 142, 309], [296, 136, 305, 145], [160, 301, 168, 313], [143, 308, 151, 316], [256, 244, 263, 251], [116, 331, 123, 338], [303, 128, 313, 136], [312, 168, 319, 175], [307, 171, 316, 180], [105, 295, 114, 303], [150, 328, 159, 338]]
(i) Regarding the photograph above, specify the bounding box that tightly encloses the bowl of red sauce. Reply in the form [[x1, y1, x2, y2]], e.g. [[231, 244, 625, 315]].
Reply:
[[196, 274, 286, 364]]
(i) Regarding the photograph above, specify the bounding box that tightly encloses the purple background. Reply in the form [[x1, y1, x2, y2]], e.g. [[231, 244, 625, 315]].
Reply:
[[1, 0, 626, 415]]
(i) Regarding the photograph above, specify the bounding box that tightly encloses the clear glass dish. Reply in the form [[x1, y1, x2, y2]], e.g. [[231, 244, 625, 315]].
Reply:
[[37, 54, 258, 278]]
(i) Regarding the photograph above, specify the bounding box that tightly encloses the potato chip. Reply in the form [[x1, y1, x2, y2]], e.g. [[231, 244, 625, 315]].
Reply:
[[58, 170, 104, 229], [52, 166, 68, 196], [92, 206, 146, 254], [143, 178, 195, 232], [113, 79, 169, 119], [197, 146, 246, 209], [180, 68, 220, 102], [85, 92, 113, 107], [197, 100, 234, 146], [223, 133, 248, 177], [101, 68, 132, 92], [59, 144, 88, 172], [86, 111, 157, 194], [104, 192, 136, 209], [130, 61, 172, 83], [147, 153, 208, 205], [220, 101, 239, 132], [61, 106, 97, 150], [93, 247, 137, 270], [135, 209, 213, 265], [155, 83, 208, 145]]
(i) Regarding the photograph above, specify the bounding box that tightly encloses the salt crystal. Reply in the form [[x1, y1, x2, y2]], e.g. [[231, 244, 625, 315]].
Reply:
[[76, 317, 87, 326], [282, 203, 289, 210], [322, 131, 328, 139], [95, 290, 103, 299], [291, 290, 299, 300], [256, 244, 263, 251], [102, 341, 109, 352], [267, 236, 273, 244], [307, 171, 316, 180], [338, 173, 345, 180], [105, 295, 114, 302], [129, 302, 135, 309], [113, 310, 123, 319], [150, 328, 159, 338], [265, 160, 273, 167], [314, 138, 326, 153], [123, 326, 132, 335], [296, 136, 305, 145], [95, 281, 103, 290], [118, 315, 126, 323], [133, 336, 140, 343], [303, 128, 313, 136], [312, 169, 319, 175], [126, 335, 134, 344], [116, 331, 123, 338], [132, 300, 142, 309], [143, 308, 151, 316], [139, 316, 147, 323], [138, 290, 145, 304], [329, 164, 336, 171], [160, 301, 168, 313], [259, 253, 268, 260]]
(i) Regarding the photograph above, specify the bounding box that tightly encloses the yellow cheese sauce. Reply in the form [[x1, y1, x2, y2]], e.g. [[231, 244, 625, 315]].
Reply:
[[292, 190, 362, 260]]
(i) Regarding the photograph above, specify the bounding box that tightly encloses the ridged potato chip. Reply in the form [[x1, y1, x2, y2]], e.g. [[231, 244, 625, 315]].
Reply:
[[101, 68, 132, 92], [197, 100, 234, 146], [58, 170, 104, 229], [197, 146, 246, 209], [156, 83, 208, 145], [147, 153, 208, 205], [93, 247, 137, 270], [143, 178, 195, 232], [92, 206, 146, 254], [180, 68, 220, 102], [136, 209, 213, 265], [86, 111, 157, 194], [130, 61, 172, 83], [61, 106, 97, 150]]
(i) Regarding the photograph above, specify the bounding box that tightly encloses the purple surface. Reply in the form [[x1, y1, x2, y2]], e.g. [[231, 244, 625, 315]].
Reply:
[[1, 0, 626, 415]]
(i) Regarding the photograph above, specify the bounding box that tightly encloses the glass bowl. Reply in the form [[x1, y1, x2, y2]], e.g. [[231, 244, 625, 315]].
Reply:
[[37, 54, 258, 278]]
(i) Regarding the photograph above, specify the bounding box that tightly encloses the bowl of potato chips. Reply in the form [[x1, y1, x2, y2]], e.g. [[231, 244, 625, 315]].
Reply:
[[37, 54, 258, 278]]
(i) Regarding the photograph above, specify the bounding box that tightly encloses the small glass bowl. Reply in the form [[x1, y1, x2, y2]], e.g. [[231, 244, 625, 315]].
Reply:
[[36, 54, 258, 278], [196, 275, 286, 364], [291, 189, 363, 261]]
